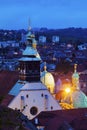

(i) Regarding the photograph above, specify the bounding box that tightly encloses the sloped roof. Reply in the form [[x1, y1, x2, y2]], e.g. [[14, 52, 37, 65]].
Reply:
[[0, 105, 37, 130], [23, 46, 37, 56], [31, 108, 87, 130], [1, 94, 14, 106], [0, 70, 18, 106], [20, 82, 47, 91], [19, 57, 40, 61], [9, 80, 26, 96], [0, 70, 18, 96]]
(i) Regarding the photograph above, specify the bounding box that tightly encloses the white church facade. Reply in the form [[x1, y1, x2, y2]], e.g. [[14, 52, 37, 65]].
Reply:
[[7, 25, 87, 120], [8, 27, 61, 120]]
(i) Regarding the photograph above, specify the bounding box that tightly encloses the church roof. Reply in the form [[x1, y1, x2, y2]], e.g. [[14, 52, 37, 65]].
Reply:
[[20, 82, 47, 91], [72, 90, 87, 108], [23, 46, 37, 56], [9, 80, 27, 96], [19, 57, 40, 61], [41, 71, 55, 87], [22, 44, 41, 60], [21, 25, 41, 62], [0, 70, 18, 106], [72, 72, 79, 79], [41, 70, 55, 93], [31, 108, 87, 130], [1, 94, 14, 106], [0, 70, 18, 96]]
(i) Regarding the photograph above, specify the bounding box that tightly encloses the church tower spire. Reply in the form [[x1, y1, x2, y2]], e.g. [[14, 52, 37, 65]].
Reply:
[[72, 64, 79, 90], [19, 25, 41, 82]]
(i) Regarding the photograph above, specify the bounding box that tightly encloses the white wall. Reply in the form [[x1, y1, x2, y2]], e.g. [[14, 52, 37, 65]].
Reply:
[[8, 88, 61, 119]]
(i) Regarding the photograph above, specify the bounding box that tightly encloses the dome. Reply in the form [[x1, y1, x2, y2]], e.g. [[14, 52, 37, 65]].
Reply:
[[72, 64, 80, 89], [72, 72, 79, 79], [57, 90, 87, 109], [72, 90, 87, 108], [72, 64, 79, 79], [23, 46, 37, 56], [41, 70, 55, 94]]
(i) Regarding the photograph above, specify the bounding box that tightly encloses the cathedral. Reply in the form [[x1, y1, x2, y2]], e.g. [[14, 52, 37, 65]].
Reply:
[[8, 27, 61, 120], [7, 26, 87, 120]]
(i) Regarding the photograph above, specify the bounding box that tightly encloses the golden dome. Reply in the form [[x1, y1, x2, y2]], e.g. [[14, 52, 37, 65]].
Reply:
[[41, 62, 55, 93]]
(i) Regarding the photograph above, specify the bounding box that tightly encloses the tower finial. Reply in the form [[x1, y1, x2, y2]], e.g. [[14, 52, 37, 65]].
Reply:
[[44, 62, 47, 71], [72, 64, 80, 90], [74, 64, 77, 73]]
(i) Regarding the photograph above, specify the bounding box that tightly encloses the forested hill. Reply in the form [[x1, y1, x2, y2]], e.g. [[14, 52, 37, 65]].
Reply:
[[35, 27, 87, 42], [0, 27, 87, 43]]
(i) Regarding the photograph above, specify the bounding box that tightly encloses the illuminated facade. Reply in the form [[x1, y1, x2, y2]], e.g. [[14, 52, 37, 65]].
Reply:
[[55, 64, 87, 109], [8, 27, 61, 119], [7, 26, 87, 120]]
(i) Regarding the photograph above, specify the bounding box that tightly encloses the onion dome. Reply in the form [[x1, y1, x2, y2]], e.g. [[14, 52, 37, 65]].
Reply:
[[72, 64, 79, 89], [41, 62, 55, 94], [72, 64, 79, 79], [23, 45, 37, 57], [26, 26, 35, 40], [23, 28, 41, 60], [71, 90, 87, 108]]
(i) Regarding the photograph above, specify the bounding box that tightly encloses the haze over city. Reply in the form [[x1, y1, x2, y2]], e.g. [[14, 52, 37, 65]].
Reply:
[[0, 0, 87, 29]]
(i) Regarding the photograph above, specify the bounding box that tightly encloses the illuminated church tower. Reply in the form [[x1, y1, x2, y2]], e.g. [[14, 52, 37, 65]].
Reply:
[[19, 27, 41, 82], [8, 26, 61, 119]]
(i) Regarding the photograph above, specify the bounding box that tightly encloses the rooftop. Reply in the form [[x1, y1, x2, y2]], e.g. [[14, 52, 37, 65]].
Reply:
[[32, 108, 87, 130]]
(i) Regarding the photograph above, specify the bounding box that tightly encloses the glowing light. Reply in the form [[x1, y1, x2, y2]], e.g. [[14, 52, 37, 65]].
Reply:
[[65, 88, 71, 93]]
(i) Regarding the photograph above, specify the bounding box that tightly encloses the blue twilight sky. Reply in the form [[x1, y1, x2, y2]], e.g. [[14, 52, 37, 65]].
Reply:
[[0, 0, 87, 29]]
